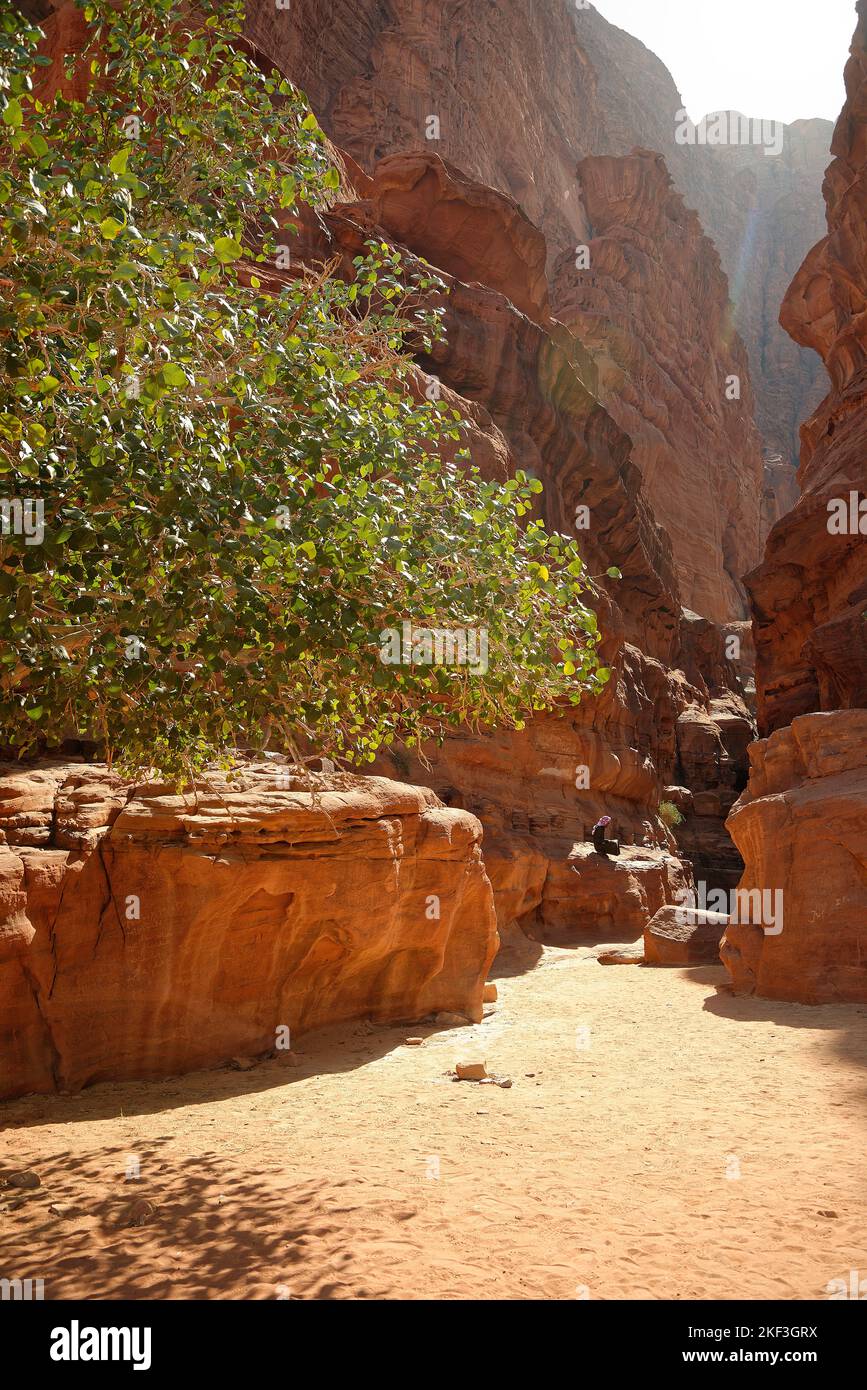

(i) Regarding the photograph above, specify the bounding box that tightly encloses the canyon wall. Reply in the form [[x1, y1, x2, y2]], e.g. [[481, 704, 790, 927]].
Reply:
[[20, 1, 763, 948], [0, 764, 498, 1099], [723, 711, 867, 1003], [244, 0, 832, 485], [319, 152, 755, 934], [551, 149, 762, 622], [724, 1, 867, 1003], [18, 2, 834, 978]]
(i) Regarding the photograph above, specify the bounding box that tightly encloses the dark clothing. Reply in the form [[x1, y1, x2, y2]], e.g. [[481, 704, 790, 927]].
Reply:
[[592, 824, 620, 857]]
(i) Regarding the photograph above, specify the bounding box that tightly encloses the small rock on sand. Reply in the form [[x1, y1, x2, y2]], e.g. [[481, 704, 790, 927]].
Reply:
[[404, 1037, 425, 1046], [483, 983, 498, 1002], [596, 944, 645, 965], [456, 1061, 487, 1081]]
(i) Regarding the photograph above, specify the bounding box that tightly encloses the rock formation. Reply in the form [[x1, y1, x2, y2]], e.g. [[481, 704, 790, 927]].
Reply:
[[749, 16, 867, 733], [15, 0, 844, 1035], [723, 2, 867, 1003], [0, 764, 497, 1099], [552, 149, 763, 624], [317, 152, 753, 938], [242, 0, 832, 476], [723, 712, 867, 1002], [26, 3, 761, 948], [644, 904, 729, 967]]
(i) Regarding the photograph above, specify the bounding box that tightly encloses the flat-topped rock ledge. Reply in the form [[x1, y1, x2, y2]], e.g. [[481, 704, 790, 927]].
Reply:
[[0, 763, 498, 1099]]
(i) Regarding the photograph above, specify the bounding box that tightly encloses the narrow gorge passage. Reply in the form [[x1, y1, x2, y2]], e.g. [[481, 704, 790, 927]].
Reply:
[[4, 941, 867, 1301]]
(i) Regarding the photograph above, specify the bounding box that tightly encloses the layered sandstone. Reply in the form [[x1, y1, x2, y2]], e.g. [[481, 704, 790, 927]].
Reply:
[[552, 150, 763, 623], [242, 0, 831, 474], [750, 3, 867, 734], [333, 155, 752, 937], [0, 764, 498, 1099], [722, 712, 867, 1003], [724, 3, 867, 1004]]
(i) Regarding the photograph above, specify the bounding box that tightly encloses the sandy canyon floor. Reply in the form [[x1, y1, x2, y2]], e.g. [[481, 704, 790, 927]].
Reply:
[[2, 940, 867, 1301]]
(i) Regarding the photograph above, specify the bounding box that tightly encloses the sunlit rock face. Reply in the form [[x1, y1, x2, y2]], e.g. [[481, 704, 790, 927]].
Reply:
[[723, 711, 867, 1004], [243, 0, 831, 476], [750, 1, 867, 736], [724, 3, 867, 1005], [316, 154, 752, 938], [0, 766, 498, 1099]]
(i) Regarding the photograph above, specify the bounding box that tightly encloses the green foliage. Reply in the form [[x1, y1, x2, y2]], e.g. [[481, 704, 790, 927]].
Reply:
[[659, 800, 684, 829], [0, 0, 607, 780]]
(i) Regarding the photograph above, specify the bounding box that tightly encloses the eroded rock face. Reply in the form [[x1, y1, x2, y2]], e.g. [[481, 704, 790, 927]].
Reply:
[[686, 116, 834, 471], [243, 0, 831, 473], [750, 3, 867, 734], [242, 5, 768, 934], [723, 712, 867, 1003], [0, 765, 498, 1099], [347, 153, 551, 323], [29, 7, 756, 950], [544, 845, 691, 945], [724, 5, 867, 1004], [552, 150, 764, 624], [295, 151, 753, 943], [278, 150, 747, 939]]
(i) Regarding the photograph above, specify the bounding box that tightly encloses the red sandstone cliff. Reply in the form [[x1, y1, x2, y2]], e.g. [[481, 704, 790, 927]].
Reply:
[[552, 149, 763, 623], [749, 5, 867, 734], [724, 2, 867, 1003], [242, 0, 831, 484], [314, 152, 753, 936]]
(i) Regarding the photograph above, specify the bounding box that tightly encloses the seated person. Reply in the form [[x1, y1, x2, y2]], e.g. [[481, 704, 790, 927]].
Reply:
[[591, 814, 620, 857]]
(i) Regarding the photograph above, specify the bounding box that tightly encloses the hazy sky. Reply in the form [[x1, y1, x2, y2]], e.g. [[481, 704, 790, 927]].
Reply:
[[591, 0, 855, 126]]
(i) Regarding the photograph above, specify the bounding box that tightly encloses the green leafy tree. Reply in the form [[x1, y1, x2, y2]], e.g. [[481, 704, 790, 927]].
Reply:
[[0, 0, 607, 781]]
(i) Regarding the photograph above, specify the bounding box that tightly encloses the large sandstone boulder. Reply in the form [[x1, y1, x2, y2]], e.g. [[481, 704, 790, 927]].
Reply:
[[0, 765, 498, 1099], [644, 905, 729, 966], [722, 712, 867, 1003]]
